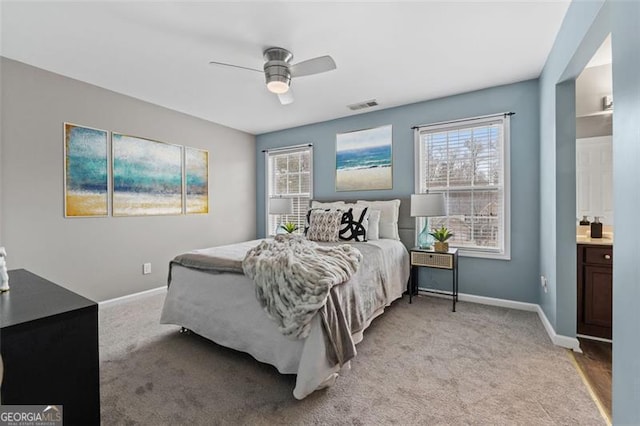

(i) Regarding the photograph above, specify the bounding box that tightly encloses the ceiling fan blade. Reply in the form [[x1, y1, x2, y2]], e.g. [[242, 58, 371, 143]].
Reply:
[[278, 89, 294, 105], [208, 60, 262, 73], [290, 55, 336, 78]]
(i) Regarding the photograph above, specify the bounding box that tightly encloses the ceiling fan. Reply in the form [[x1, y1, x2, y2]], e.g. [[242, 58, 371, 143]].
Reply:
[[209, 47, 336, 105]]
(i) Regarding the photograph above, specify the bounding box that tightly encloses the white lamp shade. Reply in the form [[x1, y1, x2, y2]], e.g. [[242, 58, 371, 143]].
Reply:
[[410, 193, 446, 217], [269, 197, 293, 215]]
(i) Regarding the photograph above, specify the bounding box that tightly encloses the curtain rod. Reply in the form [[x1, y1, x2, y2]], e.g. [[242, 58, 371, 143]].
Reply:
[[411, 112, 515, 130], [261, 143, 313, 153]]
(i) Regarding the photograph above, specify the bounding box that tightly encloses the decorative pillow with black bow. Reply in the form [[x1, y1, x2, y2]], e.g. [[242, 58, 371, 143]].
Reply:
[[338, 207, 369, 242]]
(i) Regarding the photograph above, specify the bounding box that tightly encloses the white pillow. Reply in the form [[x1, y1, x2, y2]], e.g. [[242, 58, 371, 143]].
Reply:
[[367, 209, 381, 240], [356, 200, 401, 240], [311, 200, 346, 210]]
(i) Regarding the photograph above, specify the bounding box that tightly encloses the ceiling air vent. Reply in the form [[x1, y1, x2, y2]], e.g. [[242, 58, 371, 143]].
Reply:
[[347, 99, 379, 111]]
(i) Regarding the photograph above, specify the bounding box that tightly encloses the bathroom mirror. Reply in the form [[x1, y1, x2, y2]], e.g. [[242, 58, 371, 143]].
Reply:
[[576, 36, 613, 226]]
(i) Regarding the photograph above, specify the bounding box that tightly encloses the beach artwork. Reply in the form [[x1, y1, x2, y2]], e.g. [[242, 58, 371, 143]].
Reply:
[[336, 125, 393, 191], [112, 133, 183, 216], [64, 123, 109, 217], [185, 147, 209, 214]]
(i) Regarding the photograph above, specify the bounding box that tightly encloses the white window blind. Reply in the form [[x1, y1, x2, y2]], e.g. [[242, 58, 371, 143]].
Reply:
[[266, 145, 313, 235], [415, 114, 510, 259]]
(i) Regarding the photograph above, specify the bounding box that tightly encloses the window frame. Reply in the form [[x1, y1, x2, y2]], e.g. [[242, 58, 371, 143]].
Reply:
[[414, 114, 511, 260], [264, 144, 314, 237]]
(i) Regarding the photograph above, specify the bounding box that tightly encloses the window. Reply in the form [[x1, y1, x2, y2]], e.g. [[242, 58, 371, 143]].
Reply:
[[266, 145, 313, 236], [415, 114, 510, 259]]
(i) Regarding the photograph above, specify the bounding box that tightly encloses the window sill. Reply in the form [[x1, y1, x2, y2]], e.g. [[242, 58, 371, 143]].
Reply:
[[456, 249, 511, 261]]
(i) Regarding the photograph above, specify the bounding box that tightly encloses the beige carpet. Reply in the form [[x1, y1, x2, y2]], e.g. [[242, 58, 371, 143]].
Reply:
[[100, 293, 604, 425]]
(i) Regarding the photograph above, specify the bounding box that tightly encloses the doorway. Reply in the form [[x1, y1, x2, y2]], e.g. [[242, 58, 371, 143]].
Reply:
[[573, 34, 612, 422]]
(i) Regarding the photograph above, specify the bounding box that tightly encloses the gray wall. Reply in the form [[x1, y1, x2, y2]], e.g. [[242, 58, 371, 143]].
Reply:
[[540, 0, 640, 422], [0, 57, 256, 302], [257, 80, 541, 303]]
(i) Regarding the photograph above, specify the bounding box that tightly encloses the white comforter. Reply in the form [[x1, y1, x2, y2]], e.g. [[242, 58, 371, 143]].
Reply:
[[160, 238, 409, 399]]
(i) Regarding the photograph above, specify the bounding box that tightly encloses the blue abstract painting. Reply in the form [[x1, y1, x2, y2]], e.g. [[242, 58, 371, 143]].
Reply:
[[185, 147, 209, 214], [112, 133, 183, 216], [336, 125, 393, 191], [64, 123, 108, 217]]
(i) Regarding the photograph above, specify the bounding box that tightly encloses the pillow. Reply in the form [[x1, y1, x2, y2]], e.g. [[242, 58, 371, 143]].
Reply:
[[307, 201, 347, 236], [367, 209, 381, 240], [306, 210, 343, 242], [311, 200, 346, 210], [304, 208, 333, 235], [356, 200, 401, 240], [339, 206, 369, 242]]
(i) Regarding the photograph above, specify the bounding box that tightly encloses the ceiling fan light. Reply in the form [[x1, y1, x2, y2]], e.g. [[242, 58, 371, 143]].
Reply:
[[267, 80, 289, 94]]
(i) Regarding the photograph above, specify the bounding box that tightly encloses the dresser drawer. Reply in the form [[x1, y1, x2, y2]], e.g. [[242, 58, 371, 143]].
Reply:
[[583, 246, 613, 265]]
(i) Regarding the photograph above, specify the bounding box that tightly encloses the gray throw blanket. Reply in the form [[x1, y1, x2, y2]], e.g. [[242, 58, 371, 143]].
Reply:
[[168, 239, 262, 284], [242, 234, 362, 340]]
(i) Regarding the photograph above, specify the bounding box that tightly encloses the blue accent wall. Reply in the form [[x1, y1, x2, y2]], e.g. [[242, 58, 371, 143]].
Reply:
[[538, 0, 608, 337], [257, 80, 540, 303], [610, 1, 640, 422], [540, 0, 640, 422]]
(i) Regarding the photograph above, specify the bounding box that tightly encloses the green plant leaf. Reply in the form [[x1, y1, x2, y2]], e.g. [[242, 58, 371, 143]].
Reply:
[[279, 222, 299, 233], [429, 226, 454, 242]]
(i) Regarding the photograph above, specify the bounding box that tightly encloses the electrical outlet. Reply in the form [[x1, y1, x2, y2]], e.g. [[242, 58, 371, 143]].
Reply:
[[143, 263, 151, 275], [540, 275, 548, 293]]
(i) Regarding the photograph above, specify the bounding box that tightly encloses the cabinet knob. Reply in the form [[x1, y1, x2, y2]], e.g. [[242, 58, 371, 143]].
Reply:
[[604, 254, 611, 260]]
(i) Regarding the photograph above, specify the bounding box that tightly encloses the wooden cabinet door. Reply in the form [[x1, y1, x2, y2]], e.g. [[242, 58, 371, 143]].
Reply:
[[579, 264, 613, 339]]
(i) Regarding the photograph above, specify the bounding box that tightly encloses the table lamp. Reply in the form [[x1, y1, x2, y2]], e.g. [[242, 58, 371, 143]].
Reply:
[[269, 197, 293, 234], [410, 193, 446, 249]]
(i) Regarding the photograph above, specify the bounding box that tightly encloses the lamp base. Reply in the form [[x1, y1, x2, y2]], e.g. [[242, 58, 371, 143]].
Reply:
[[417, 219, 435, 249]]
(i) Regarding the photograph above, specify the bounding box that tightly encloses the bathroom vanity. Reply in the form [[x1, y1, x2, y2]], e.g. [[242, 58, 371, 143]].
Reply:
[[577, 241, 613, 339]]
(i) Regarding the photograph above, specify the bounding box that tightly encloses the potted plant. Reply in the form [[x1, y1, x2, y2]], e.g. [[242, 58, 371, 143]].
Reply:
[[279, 222, 299, 234], [429, 226, 454, 252]]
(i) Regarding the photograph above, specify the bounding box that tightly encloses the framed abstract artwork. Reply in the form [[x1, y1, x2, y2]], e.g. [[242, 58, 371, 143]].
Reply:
[[184, 147, 209, 214], [335, 124, 393, 191], [112, 133, 183, 216], [64, 123, 109, 217]]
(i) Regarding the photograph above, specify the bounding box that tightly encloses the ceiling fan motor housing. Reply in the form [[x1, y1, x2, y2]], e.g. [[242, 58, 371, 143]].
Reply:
[[264, 47, 293, 93]]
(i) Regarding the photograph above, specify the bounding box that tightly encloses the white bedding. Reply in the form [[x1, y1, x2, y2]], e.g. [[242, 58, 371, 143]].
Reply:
[[160, 238, 409, 399]]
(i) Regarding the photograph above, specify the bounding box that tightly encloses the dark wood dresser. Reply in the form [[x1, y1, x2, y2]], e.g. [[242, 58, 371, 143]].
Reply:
[[0, 269, 100, 425], [577, 244, 613, 339]]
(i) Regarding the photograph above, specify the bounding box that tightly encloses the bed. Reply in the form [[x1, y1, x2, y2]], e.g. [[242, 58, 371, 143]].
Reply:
[[160, 199, 413, 399]]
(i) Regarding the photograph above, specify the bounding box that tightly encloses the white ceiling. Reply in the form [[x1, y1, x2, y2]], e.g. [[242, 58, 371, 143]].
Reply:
[[0, 1, 570, 135]]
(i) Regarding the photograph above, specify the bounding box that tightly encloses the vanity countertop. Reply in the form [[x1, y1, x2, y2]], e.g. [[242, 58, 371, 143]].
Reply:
[[576, 235, 613, 246]]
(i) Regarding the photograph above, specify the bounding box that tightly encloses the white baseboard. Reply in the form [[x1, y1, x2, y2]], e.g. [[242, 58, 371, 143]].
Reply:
[[535, 305, 582, 352], [99, 285, 166, 308], [577, 333, 612, 344], [418, 289, 582, 352], [458, 292, 539, 312], [419, 288, 538, 311]]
